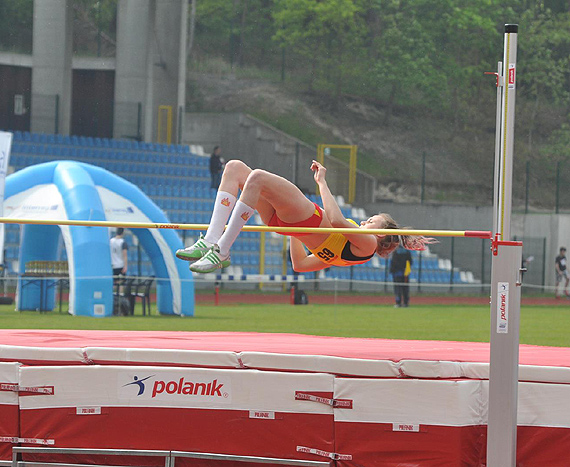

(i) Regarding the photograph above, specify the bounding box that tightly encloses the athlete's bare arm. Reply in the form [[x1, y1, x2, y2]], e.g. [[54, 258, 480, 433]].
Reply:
[[312, 160, 377, 256], [289, 237, 329, 272]]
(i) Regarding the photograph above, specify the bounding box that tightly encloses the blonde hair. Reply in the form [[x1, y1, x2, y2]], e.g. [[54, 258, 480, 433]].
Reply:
[[374, 213, 437, 258]]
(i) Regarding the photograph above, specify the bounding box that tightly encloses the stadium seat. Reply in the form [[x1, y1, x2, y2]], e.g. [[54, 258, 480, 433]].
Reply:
[[453, 271, 462, 283]]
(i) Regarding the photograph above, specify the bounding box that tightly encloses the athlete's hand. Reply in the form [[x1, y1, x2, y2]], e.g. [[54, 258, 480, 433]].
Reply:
[[311, 160, 327, 184]]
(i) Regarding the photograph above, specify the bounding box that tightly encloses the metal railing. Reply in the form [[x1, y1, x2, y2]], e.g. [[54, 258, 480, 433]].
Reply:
[[11, 447, 330, 467]]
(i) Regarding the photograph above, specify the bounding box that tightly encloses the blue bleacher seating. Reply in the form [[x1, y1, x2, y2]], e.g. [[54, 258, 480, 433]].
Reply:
[[6, 130, 471, 286]]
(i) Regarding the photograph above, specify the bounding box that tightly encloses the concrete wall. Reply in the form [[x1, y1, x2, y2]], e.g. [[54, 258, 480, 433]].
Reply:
[[31, 0, 73, 134], [28, 0, 186, 141], [185, 112, 315, 191], [114, 0, 151, 140], [184, 112, 376, 202], [365, 202, 494, 233], [185, 113, 223, 152], [153, 0, 187, 143], [115, 0, 186, 143]]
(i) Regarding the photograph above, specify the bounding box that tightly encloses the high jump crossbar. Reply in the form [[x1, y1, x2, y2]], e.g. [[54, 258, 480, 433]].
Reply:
[[0, 217, 491, 239]]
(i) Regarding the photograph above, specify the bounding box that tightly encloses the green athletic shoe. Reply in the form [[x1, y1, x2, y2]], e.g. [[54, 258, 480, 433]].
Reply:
[[176, 234, 213, 262], [189, 245, 231, 273]]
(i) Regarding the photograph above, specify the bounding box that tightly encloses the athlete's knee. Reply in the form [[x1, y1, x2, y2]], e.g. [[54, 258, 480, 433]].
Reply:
[[245, 168, 270, 188], [222, 160, 251, 186], [224, 159, 249, 173]]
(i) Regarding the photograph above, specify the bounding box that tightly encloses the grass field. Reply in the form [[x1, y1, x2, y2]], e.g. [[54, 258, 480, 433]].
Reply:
[[1, 303, 568, 348]]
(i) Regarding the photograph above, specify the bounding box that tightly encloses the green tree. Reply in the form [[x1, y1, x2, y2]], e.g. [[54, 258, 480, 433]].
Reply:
[[0, 0, 33, 53], [519, 7, 570, 150], [194, 0, 279, 69], [195, 0, 234, 59], [369, 0, 449, 121], [431, 0, 504, 124], [273, 0, 364, 102], [543, 123, 570, 159]]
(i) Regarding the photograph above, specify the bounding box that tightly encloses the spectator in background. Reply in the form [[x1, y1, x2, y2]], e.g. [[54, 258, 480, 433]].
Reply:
[[390, 245, 412, 308], [110, 228, 128, 277], [555, 246, 569, 299], [209, 146, 225, 190]]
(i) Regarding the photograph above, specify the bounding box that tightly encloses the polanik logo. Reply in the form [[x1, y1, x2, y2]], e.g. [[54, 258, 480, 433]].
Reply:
[[496, 282, 509, 334], [121, 373, 232, 403], [123, 375, 155, 396], [151, 377, 229, 399]]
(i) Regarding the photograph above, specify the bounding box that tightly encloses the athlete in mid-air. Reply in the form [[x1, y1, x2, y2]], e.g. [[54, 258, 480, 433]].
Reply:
[[176, 159, 433, 273]]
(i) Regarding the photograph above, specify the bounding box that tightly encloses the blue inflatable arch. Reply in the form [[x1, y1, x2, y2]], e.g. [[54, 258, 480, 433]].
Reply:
[[5, 161, 194, 316]]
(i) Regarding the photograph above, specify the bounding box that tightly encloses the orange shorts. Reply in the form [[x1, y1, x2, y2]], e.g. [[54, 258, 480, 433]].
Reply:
[[268, 203, 323, 238]]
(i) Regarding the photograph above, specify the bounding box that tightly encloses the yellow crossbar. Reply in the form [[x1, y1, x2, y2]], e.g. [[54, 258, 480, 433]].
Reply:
[[0, 217, 492, 239]]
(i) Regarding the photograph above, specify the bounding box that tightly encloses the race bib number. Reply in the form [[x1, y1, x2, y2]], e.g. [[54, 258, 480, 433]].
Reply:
[[317, 247, 336, 262]]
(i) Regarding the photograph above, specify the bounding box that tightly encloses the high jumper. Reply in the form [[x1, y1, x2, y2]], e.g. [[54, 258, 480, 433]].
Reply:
[[176, 159, 436, 273]]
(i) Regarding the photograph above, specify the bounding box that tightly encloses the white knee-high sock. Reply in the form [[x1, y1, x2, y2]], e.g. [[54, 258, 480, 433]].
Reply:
[[217, 200, 255, 256], [204, 191, 237, 244]]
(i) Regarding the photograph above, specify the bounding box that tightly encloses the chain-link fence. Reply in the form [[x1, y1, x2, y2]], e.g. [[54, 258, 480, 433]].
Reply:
[[418, 235, 547, 293], [513, 161, 570, 213], [412, 156, 570, 212], [379, 152, 570, 212]]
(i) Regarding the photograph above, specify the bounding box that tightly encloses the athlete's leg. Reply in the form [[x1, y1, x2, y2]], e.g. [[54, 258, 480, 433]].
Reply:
[[191, 166, 317, 273], [238, 169, 316, 224], [177, 160, 251, 261], [214, 170, 315, 257], [217, 159, 250, 197], [203, 160, 251, 243], [217, 160, 283, 222]]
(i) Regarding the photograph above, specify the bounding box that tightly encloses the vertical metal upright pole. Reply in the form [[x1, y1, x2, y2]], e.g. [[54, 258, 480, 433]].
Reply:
[[491, 62, 503, 236], [496, 25, 517, 241], [487, 24, 521, 467], [488, 240, 522, 466]]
